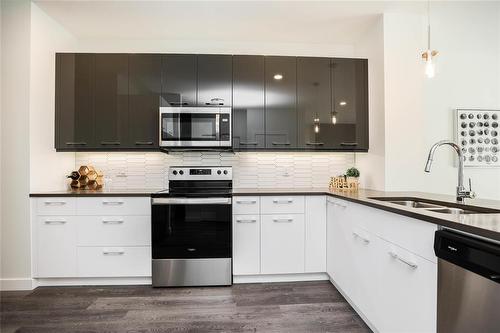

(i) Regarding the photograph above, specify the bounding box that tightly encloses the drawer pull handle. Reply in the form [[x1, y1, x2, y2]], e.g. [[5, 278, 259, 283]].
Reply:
[[65, 142, 87, 146], [135, 141, 154, 145], [236, 218, 257, 223], [102, 219, 124, 224], [272, 142, 291, 146], [100, 141, 121, 146], [388, 251, 418, 269], [239, 142, 258, 146], [102, 200, 124, 205], [306, 142, 324, 146], [44, 219, 67, 225], [334, 202, 347, 208], [352, 232, 370, 244], [236, 200, 257, 204], [340, 142, 358, 146], [272, 218, 293, 223], [103, 251, 125, 255], [272, 199, 293, 204], [44, 201, 66, 205]]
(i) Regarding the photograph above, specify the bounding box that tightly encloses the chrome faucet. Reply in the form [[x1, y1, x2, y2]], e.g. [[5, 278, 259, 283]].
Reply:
[[424, 140, 475, 203]]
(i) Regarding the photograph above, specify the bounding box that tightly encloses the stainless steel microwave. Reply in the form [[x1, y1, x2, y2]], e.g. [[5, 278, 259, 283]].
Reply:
[[159, 107, 232, 148]]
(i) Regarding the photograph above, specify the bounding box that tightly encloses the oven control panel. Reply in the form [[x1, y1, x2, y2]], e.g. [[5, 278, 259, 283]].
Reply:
[[169, 166, 232, 180], [456, 109, 499, 167]]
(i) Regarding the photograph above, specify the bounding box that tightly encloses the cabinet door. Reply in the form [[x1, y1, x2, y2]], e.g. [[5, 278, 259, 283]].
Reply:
[[55, 53, 95, 150], [94, 54, 129, 148], [376, 240, 437, 333], [305, 196, 326, 272], [330, 58, 368, 151], [261, 214, 304, 274], [36, 216, 77, 277], [197, 54, 232, 106], [127, 54, 161, 149], [297, 57, 333, 149], [265, 56, 297, 148], [233, 215, 260, 275], [232, 55, 265, 149], [161, 54, 197, 106]]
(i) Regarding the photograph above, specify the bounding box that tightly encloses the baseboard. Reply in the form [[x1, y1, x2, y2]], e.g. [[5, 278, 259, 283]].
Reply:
[[233, 272, 329, 284], [34, 277, 152, 287], [0, 278, 35, 291], [328, 276, 379, 333]]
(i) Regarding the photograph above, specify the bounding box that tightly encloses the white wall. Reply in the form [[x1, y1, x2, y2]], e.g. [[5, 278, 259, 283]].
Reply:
[[30, 2, 76, 192], [1, 0, 32, 290], [354, 15, 385, 190]]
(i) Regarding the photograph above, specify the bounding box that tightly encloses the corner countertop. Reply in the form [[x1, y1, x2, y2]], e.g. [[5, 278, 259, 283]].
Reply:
[[234, 188, 500, 242], [30, 187, 500, 242]]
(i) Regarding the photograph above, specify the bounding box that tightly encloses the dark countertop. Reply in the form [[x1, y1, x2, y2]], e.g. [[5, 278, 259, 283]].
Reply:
[[234, 188, 500, 242], [31, 187, 500, 241]]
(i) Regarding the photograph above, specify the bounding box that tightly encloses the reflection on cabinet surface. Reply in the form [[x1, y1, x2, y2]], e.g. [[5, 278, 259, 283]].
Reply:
[[197, 54, 232, 106], [232, 55, 266, 149], [161, 54, 197, 107], [265, 56, 297, 149], [328, 58, 369, 150]]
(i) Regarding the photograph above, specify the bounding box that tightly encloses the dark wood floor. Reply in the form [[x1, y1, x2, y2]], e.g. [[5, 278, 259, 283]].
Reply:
[[1, 281, 371, 333]]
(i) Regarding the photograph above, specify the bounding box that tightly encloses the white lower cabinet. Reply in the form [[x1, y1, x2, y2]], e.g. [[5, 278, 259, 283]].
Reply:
[[305, 196, 326, 272], [261, 214, 305, 274], [36, 216, 77, 277], [233, 215, 260, 275], [327, 197, 437, 333], [77, 246, 151, 277]]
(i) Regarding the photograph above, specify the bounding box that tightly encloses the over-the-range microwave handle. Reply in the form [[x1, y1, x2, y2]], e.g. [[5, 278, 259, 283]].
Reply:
[[152, 197, 232, 205]]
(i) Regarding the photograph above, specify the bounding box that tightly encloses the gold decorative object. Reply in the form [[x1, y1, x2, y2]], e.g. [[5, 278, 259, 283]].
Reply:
[[329, 176, 359, 191], [68, 165, 104, 190]]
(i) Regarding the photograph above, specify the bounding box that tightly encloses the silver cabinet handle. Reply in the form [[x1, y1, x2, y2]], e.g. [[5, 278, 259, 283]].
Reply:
[[388, 251, 418, 269], [272, 218, 293, 223], [65, 142, 87, 146], [152, 197, 231, 205], [44, 219, 67, 225], [100, 141, 121, 145], [102, 250, 125, 255], [102, 200, 124, 205], [44, 201, 67, 205], [236, 200, 257, 204], [236, 218, 257, 223], [135, 141, 154, 145], [306, 142, 324, 146], [333, 201, 347, 208], [102, 219, 124, 224], [340, 142, 358, 146], [352, 231, 370, 244], [272, 199, 293, 204], [272, 142, 291, 146], [240, 142, 258, 146]]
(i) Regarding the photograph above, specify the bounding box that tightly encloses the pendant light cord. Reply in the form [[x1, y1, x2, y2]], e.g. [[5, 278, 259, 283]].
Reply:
[[427, 0, 431, 50]]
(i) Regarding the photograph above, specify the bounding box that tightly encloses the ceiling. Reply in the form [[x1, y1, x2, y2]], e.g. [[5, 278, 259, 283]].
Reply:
[[33, 1, 426, 44]]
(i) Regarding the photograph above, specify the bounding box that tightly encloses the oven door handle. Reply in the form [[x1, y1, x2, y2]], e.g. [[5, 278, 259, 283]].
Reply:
[[152, 197, 232, 205]]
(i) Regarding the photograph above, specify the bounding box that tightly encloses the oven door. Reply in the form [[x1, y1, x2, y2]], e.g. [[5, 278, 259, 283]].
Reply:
[[151, 197, 232, 259], [160, 107, 221, 147]]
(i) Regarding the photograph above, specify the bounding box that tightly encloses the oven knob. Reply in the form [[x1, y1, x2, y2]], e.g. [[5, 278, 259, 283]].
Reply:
[[223, 170, 228, 175], [179, 170, 184, 175], [217, 170, 222, 175], [173, 170, 178, 175]]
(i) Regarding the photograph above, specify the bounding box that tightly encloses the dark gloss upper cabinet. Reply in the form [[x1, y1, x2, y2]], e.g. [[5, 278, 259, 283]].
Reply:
[[265, 56, 297, 148], [329, 58, 369, 150], [197, 55, 232, 106], [297, 57, 333, 149], [56, 53, 95, 150], [232, 55, 265, 149], [127, 54, 161, 149], [161, 54, 197, 106], [94, 54, 129, 148]]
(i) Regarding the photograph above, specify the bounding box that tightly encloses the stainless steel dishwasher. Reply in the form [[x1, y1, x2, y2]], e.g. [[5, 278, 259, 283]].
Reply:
[[434, 229, 500, 333]]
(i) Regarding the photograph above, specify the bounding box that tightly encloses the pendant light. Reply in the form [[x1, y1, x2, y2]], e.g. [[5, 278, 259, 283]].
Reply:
[[422, 0, 438, 78], [314, 117, 320, 133]]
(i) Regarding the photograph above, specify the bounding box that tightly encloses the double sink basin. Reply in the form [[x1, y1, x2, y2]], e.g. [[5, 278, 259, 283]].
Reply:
[[370, 197, 500, 215]]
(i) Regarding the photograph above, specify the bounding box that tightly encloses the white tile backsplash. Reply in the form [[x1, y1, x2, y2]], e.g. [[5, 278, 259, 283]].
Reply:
[[75, 151, 354, 190]]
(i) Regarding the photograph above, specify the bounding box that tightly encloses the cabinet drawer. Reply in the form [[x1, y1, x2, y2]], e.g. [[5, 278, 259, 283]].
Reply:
[[36, 198, 76, 216], [36, 216, 77, 277], [77, 216, 151, 246], [77, 246, 151, 277], [261, 196, 304, 214], [233, 196, 260, 215], [76, 197, 150, 216]]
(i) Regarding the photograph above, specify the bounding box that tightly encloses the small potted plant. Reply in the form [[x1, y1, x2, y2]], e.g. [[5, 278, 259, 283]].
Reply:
[[345, 167, 360, 190]]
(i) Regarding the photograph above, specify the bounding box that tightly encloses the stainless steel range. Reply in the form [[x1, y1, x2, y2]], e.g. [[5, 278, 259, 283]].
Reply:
[[151, 166, 232, 287]]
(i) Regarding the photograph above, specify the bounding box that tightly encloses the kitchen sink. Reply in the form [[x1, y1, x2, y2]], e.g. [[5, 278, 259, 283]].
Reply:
[[369, 197, 500, 215]]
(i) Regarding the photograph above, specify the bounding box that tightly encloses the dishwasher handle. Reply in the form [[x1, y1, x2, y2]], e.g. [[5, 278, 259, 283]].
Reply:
[[434, 230, 500, 284]]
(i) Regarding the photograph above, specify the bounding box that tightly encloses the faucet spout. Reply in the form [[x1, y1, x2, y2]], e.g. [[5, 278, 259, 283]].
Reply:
[[424, 140, 474, 203]]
